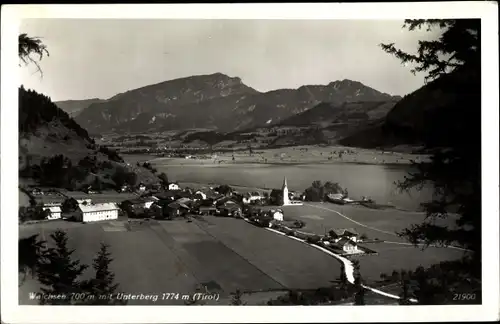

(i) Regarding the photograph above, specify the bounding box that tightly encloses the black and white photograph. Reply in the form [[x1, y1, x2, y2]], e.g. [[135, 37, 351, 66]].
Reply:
[[1, 3, 498, 323]]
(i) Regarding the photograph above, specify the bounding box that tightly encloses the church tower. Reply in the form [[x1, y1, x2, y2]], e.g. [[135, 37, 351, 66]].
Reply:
[[282, 177, 290, 206]]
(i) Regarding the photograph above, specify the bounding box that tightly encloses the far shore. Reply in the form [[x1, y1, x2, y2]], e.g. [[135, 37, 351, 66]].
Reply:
[[125, 145, 429, 167]]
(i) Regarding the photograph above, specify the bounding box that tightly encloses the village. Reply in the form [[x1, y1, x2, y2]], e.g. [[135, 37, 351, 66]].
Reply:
[[19, 176, 374, 257]]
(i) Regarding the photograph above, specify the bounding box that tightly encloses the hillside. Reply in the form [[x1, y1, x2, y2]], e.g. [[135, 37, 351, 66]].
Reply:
[[74, 73, 401, 134], [339, 66, 480, 151], [54, 98, 105, 117], [277, 100, 400, 128], [19, 86, 159, 190]]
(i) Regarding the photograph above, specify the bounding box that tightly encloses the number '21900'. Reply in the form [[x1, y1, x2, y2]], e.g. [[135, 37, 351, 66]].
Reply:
[[453, 293, 476, 301]]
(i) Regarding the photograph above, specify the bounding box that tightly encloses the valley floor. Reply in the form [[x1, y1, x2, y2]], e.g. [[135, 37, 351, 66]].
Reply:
[[133, 145, 429, 167], [19, 201, 467, 305]]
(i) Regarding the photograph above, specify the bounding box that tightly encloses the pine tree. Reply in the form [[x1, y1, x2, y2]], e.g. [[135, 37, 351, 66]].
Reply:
[[19, 235, 46, 285], [352, 260, 366, 305], [338, 263, 349, 299], [230, 289, 246, 305], [36, 230, 88, 305], [398, 270, 413, 305], [81, 243, 126, 305], [381, 19, 482, 289], [19, 33, 49, 77]]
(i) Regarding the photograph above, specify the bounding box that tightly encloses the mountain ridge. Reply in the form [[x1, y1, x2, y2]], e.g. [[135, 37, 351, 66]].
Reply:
[[71, 73, 401, 134]]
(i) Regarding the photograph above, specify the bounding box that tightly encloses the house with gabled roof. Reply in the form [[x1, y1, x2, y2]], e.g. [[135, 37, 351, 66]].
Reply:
[[334, 237, 359, 253], [75, 202, 120, 223], [329, 228, 359, 242], [43, 206, 62, 220]]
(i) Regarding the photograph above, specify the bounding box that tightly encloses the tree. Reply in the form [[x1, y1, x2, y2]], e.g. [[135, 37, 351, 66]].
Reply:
[[353, 260, 366, 305], [19, 235, 46, 285], [398, 270, 413, 305], [61, 198, 79, 213], [338, 263, 349, 299], [81, 243, 126, 305], [112, 167, 137, 188], [215, 184, 233, 196], [36, 230, 88, 304], [381, 20, 481, 272], [230, 289, 246, 305], [158, 172, 169, 186], [19, 33, 49, 77], [92, 177, 103, 191]]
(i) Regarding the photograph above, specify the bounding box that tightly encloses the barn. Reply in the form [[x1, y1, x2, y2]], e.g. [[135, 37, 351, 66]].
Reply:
[[75, 203, 120, 223]]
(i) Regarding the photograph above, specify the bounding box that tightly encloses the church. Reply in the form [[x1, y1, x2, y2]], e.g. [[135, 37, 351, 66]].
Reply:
[[270, 177, 302, 206]]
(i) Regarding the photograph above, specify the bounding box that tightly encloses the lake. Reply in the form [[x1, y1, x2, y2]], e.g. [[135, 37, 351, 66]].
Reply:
[[150, 160, 433, 211]]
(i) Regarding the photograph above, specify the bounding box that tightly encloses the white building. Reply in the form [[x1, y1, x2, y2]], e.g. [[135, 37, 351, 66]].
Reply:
[[144, 199, 155, 209], [44, 206, 62, 220], [336, 238, 359, 253], [194, 190, 207, 200], [242, 192, 263, 205], [76, 203, 120, 223], [270, 209, 284, 221], [330, 228, 359, 243], [138, 184, 147, 192], [77, 199, 92, 205], [168, 183, 181, 191], [282, 177, 291, 206]]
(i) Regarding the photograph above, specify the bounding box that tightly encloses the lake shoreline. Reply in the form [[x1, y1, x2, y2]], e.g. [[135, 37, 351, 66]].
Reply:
[[125, 145, 429, 167], [146, 158, 414, 168]]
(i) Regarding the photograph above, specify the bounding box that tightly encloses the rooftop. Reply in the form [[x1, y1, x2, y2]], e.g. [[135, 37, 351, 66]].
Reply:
[[330, 228, 359, 236], [79, 203, 120, 213], [44, 206, 62, 213]]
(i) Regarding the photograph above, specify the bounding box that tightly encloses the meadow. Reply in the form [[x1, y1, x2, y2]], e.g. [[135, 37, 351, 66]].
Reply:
[[19, 216, 342, 305], [279, 202, 466, 286]]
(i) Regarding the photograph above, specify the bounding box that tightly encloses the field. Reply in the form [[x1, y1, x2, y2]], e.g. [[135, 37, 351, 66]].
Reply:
[[350, 243, 466, 283], [137, 144, 429, 166], [279, 202, 467, 285], [19, 216, 342, 305]]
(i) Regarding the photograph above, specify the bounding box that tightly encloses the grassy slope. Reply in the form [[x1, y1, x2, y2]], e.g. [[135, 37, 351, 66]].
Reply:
[[19, 217, 342, 305], [19, 87, 158, 187]]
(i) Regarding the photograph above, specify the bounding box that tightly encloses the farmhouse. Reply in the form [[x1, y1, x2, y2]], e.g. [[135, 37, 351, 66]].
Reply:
[[242, 192, 264, 205], [329, 228, 359, 242], [153, 191, 177, 202], [334, 238, 359, 253], [75, 203, 120, 223], [194, 191, 207, 201], [166, 201, 190, 217], [219, 204, 243, 217], [43, 206, 62, 220], [168, 182, 181, 191], [269, 209, 284, 221], [123, 197, 155, 211]]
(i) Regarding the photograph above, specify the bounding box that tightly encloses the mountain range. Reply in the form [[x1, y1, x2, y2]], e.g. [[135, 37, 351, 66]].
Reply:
[[56, 73, 402, 134]]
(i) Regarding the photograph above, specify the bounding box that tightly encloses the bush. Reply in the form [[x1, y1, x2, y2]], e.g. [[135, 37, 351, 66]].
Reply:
[[306, 235, 321, 244], [111, 167, 137, 188], [292, 220, 306, 229], [99, 146, 124, 163], [304, 180, 347, 201]]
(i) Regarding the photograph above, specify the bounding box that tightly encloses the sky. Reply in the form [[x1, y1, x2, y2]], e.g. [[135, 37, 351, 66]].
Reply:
[[19, 19, 439, 101]]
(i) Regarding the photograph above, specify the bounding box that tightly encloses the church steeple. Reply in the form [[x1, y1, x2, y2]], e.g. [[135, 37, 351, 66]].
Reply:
[[282, 177, 288, 190], [282, 177, 290, 206]]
